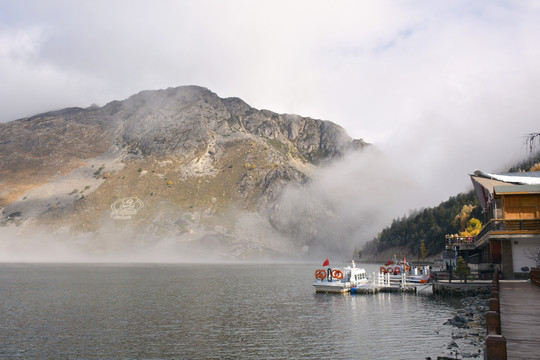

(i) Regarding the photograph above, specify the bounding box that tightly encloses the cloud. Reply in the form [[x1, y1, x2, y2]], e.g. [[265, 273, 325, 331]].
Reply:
[[1, 0, 540, 208], [268, 147, 425, 257]]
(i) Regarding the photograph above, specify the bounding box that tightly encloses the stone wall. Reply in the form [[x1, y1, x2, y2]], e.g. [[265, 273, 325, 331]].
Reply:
[[433, 283, 491, 297]]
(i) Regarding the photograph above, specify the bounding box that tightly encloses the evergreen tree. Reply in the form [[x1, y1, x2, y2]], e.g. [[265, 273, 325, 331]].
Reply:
[[455, 256, 470, 283], [421, 239, 429, 259], [363, 191, 481, 257]]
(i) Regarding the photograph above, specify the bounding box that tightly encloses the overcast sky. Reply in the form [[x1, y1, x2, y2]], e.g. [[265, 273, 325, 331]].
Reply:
[[1, 1, 540, 208]]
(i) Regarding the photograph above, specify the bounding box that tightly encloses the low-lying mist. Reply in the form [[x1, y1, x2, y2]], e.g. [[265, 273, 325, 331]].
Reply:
[[0, 212, 297, 264], [0, 147, 424, 263], [269, 147, 424, 258]]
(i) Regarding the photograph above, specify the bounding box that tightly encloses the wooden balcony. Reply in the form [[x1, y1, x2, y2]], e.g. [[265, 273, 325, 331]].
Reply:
[[476, 219, 540, 245], [467, 253, 502, 265]]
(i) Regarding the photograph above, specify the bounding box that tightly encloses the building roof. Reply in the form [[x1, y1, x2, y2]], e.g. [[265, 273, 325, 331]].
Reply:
[[494, 184, 540, 195], [472, 170, 540, 185], [470, 175, 508, 208], [470, 170, 540, 208]]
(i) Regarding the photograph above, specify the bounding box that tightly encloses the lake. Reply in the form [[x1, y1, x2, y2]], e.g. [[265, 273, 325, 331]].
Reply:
[[0, 263, 484, 359]]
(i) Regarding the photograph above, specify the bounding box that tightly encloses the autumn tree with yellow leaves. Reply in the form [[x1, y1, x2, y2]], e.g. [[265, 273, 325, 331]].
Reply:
[[454, 204, 482, 237]]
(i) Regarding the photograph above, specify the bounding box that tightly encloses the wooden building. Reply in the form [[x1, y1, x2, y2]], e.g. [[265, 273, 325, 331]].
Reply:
[[470, 170, 540, 279]]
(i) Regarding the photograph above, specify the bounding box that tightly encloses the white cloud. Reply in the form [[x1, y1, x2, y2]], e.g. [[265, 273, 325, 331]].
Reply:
[[1, 0, 540, 207]]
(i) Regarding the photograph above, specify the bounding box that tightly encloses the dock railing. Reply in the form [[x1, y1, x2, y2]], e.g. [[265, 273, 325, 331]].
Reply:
[[375, 272, 391, 287], [374, 272, 416, 289], [485, 268, 507, 360], [433, 268, 495, 282]]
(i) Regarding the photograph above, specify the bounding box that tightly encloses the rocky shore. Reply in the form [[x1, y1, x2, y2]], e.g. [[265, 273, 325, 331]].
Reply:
[[428, 293, 489, 360]]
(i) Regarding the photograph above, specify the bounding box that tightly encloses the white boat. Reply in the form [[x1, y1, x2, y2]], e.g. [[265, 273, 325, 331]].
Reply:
[[313, 261, 369, 293], [378, 260, 431, 284]]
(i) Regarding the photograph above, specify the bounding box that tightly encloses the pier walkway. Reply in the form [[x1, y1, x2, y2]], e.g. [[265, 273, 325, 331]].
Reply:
[[499, 281, 540, 360]]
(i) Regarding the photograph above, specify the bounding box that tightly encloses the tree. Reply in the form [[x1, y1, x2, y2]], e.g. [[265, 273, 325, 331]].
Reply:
[[454, 204, 474, 231], [421, 239, 429, 259], [524, 133, 540, 153], [460, 218, 482, 237], [525, 248, 540, 268], [455, 256, 470, 283]]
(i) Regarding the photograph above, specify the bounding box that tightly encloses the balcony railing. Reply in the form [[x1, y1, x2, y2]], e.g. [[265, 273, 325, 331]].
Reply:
[[477, 219, 540, 243], [445, 235, 476, 249], [467, 253, 501, 265]]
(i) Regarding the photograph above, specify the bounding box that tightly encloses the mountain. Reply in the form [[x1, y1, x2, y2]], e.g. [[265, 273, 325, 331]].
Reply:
[[0, 86, 368, 260]]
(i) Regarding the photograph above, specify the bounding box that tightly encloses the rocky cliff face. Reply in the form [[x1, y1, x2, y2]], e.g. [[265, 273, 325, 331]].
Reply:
[[0, 86, 368, 260]]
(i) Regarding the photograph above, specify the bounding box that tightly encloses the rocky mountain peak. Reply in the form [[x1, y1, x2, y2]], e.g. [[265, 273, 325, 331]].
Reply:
[[0, 85, 369, 259]]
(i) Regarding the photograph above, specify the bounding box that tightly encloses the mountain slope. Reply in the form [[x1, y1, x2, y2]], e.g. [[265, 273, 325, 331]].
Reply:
[[0, 86, 368, 260], [361, 191, 481, 261]]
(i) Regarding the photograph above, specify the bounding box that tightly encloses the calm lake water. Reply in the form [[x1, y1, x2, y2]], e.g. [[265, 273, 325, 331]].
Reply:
[[0, 263, 484, 359]]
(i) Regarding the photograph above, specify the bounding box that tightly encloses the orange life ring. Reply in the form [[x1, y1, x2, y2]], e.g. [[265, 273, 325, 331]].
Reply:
[[315, 269, 326, 280], [380, 266, 386, 274], [394, 267, 401, 275], [387, 267, 394, 274], [332, 269, 344, 279]]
